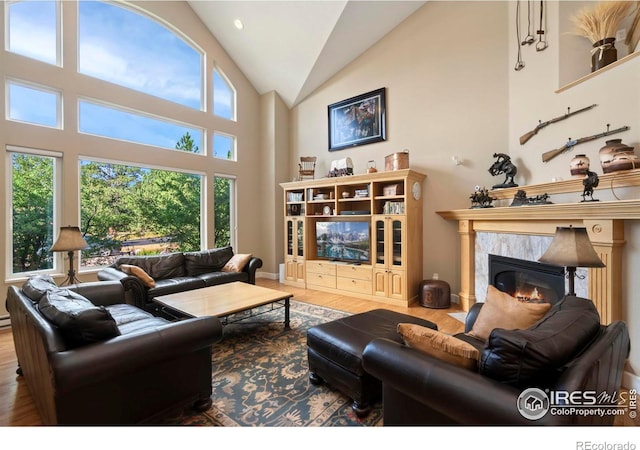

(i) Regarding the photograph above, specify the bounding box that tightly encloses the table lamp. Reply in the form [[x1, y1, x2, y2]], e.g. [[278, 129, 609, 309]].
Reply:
[[538, 226, 605, 296], [50, 226, 88, 285]]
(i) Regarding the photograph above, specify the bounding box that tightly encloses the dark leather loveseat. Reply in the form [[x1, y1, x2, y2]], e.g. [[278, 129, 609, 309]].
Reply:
[[97, 246, 262, 312], [7, 276, 222, 425], [363, 295, 630, 425]]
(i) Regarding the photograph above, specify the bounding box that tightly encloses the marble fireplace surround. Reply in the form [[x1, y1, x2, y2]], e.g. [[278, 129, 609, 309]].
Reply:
[[438, 170, 640, 324]]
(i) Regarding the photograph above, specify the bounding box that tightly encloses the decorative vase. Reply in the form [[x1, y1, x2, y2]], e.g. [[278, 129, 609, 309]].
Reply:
[[570, 154, 590, 177], [591, 37, 617, 72], [600, 139, 637, 173]]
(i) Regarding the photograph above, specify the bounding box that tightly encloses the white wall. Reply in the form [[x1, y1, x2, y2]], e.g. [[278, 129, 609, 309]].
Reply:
[[290, 1, 509, 294], [508, 1, 640, 385], [289, 1, 639, 386], [0, 1, 265, 317]]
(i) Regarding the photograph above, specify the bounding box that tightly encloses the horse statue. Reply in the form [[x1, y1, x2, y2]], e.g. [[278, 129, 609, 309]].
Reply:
[[581, 170, 599, 202], [488, 153, 518, 189]]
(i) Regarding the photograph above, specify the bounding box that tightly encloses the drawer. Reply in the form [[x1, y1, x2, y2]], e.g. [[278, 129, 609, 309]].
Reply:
[[337, 277, 372, 294], [307, 272, 336, 288], [306, 260, 337, 275], [336, 264, 372, 281]]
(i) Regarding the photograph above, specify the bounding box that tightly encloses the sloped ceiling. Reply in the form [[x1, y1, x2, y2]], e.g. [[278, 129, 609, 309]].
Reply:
[[188, 1, 426, 108]]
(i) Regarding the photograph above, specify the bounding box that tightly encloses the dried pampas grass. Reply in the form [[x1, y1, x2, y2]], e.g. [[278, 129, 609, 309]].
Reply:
[[571, 1, 636, 44], [626, 2, 640, 52]]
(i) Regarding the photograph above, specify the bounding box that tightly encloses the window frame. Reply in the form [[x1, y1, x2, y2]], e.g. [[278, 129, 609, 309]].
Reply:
[[213, 66, 237, 121], [77, 0, 206, 111], [77, 97, 206, 153], [78, 156, 207, 268], [5, 0, 61, 66], [213, 131, 237, 161], [6, 145, 62, 280], [6, 78, 63, 129], [213, 173, 237, 250]]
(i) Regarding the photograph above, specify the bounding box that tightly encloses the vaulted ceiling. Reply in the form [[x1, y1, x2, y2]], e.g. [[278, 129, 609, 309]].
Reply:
[[188, 1, 426, 108]]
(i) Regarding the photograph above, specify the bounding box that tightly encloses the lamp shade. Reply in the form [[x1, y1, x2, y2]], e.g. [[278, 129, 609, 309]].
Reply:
[[538, 226, 605, 268], [50, 226, 88, 252]]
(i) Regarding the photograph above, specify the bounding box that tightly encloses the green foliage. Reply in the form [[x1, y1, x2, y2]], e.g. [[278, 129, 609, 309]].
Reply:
[[12, 132, 232, 270], [214, 177, 231, 247], [11, 154, 55, 272]]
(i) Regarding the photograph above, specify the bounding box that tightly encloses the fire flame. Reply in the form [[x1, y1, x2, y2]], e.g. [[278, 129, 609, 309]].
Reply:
[[516, 287, 543, 302]]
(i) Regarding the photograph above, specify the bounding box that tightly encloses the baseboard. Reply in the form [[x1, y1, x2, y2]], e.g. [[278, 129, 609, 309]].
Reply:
[[257, 271, 278, 280], [0, 316, 11, 329], [623, 370, 640, 391]]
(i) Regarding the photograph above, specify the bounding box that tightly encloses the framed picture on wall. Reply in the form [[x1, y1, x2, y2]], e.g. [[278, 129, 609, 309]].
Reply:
[[328, 87, 386, 151]]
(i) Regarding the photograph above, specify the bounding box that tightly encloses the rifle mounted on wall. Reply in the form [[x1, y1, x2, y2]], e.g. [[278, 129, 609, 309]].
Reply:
[[541, 124, 630, 163], [520, 104, 597, 145]]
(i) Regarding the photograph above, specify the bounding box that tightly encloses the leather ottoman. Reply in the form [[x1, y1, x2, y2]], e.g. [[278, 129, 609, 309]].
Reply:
[[307, 308, 437, 417]]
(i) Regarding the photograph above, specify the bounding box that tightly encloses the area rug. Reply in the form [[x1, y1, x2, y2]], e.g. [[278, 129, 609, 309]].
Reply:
[[159, 301, 383, 426]]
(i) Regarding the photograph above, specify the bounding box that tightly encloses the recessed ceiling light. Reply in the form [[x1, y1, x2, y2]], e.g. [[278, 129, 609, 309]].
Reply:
[[234, 19, 244, 30]]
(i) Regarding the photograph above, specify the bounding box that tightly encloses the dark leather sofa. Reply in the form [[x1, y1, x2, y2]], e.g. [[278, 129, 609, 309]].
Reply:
[[97, 246, 262, 313], [363, 295, 630, 425], [7, 277, 223, 425]]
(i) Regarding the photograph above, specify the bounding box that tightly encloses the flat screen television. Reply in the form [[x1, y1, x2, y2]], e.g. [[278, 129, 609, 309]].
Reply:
[[316, 220, 370, 263]]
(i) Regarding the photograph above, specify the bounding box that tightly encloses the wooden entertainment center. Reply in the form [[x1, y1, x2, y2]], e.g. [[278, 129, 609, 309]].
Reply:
[[280, 169, 426, 307]]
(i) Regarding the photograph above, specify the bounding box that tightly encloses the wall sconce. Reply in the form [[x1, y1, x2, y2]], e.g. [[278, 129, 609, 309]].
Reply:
[[538, 226, 605, 296], [50, 226, 88, 285]]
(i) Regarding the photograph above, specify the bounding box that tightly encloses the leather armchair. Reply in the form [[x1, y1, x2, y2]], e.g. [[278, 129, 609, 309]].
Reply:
[[7, 280, 223, 425], [362, 297, 630, 426]]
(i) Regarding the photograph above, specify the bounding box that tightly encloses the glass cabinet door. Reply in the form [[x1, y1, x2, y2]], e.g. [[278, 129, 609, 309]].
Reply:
[[296, 219, 304, 257], [392, 219, 403, 266], [375, 218, 385, 265], [286, 220, 294, 257]]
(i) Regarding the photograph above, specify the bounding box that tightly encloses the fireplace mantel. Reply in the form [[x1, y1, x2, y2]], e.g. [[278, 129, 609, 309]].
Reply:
[[437, 199, 638, 324]]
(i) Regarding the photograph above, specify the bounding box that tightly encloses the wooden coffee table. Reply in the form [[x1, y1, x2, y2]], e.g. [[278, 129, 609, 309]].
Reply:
[[152, 281, 293, 328]]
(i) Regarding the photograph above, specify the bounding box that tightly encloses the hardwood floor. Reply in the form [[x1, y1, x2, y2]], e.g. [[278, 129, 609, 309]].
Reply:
[[0, 279, 636, 426]]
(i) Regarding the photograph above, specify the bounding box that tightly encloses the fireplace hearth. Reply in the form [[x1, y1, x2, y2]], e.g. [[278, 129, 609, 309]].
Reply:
[[489, 254, 565, 304]]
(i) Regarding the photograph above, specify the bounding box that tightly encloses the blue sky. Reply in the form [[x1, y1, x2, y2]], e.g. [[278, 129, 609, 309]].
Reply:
[[8, 1, 234, 157]]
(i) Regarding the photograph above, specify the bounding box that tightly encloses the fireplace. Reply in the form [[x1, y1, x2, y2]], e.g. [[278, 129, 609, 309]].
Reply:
[[488, 254, 565, 304]]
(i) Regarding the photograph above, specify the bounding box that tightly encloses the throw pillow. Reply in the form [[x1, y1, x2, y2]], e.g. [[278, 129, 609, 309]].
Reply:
[[479, 295, 601, 388], [184, 247, 234, 276], [38, 288, 120, 347], [221, 253, 252, 273], [22, 274, 58, 302], [116, 252, 185, 280], [120, 264, 156, 288], [468, 285, 551, 342], [398, 323, 480, 370]]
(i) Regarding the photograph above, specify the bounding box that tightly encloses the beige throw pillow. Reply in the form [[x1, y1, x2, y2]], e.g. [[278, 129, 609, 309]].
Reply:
[[398, 323, 480, 370], [120, 264, 156, 288], [468, 285, 551, 342], [221, 254, 252, 273]]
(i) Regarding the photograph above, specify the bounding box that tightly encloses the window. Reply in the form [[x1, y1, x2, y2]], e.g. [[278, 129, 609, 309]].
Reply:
[[214, 175, 235, 248], [80, 160, 202, 267], [8, 148, 60, 276], [213, 68, 236, 120], [7, 80, 61, 128], [78, 99, 203, 152], [78, 1, 203, 110], [6, 0, 59, 65], [213, 132, 236, 160]]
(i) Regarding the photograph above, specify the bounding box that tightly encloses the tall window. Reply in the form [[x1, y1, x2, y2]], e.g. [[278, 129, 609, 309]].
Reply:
[[9, 149, 59, 276], [214, 175, 235, 248], [213, 68, 236, 120], [213, 132, 236, 161], [79, 99, 203, 152], [7, 0, 59, 65], [7, 80, 61, 128], [78, 1, 203, 110], [80, 159, 203, 267]]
